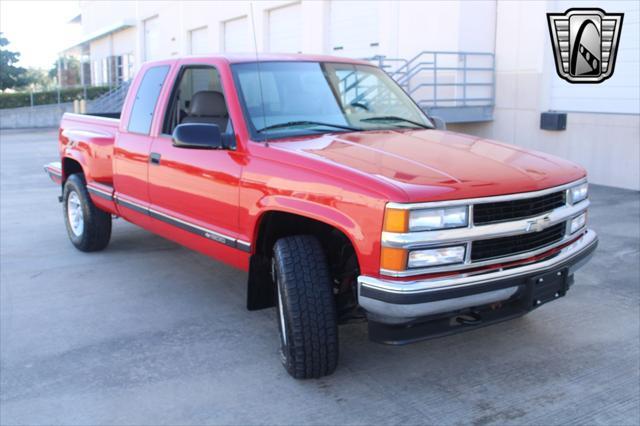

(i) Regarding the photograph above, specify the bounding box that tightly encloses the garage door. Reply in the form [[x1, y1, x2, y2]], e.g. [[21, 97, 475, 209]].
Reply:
[[223, 17, 249, 52], [190, 27, 210, 55], [143, 16, 161, 61], [268, 3, 303, 53], [329, 1, 380, 59]]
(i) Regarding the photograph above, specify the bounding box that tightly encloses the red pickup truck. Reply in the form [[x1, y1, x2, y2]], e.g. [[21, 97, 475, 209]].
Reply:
[[45, 54, 597, 379]]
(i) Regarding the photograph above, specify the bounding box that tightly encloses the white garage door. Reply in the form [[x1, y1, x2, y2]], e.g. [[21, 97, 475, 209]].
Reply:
[[329, 1, 380, 59], [223, 17, 249, 52], [190, 27, 210, 55], [143, 16, 161, 61], [268, 4, 303, 53]]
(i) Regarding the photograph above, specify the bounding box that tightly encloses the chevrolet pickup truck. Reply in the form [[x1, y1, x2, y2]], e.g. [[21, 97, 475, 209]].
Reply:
[[45, 54, 597, 379]]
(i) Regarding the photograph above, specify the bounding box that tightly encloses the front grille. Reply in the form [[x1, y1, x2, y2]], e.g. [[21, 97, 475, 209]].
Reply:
[[473, 191, 566, 225], [471, 222, 566, 261]]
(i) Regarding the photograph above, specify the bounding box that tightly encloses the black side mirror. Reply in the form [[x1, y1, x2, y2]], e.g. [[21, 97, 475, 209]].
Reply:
[[172, 123, 222, 149], [430, 116, 447, 130]]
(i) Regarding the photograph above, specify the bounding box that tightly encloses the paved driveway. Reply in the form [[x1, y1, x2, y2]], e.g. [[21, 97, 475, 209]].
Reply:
[[1, 128, 639, 425]]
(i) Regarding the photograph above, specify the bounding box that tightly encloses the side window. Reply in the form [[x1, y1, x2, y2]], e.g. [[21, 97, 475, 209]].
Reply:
[[163, 66, 230, 135], [127, 65, 170, 134]]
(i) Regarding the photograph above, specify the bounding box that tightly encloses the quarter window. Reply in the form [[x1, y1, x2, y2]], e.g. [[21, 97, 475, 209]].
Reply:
[[127, 65, 170, 135]]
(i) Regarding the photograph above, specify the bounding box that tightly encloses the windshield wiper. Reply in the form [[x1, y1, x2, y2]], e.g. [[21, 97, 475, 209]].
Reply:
[[256, 120, 361, 133], [360, 116, 433, 129]]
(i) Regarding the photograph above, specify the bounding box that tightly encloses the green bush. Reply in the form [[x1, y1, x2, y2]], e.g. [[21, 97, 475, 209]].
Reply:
[[0, 86, 111, 109]]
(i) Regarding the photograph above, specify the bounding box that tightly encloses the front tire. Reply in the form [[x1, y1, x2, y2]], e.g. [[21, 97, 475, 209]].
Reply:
[[63, 174, 112, 252], [272, 235, 339, 379]]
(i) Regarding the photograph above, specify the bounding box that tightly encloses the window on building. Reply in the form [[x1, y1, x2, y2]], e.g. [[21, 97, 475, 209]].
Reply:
[[101, 58, 109, 85], [115, 56, 124, 83], [92, 60, 100, 86], [122, 53, 135, 81], [127, 65, 170, 135]]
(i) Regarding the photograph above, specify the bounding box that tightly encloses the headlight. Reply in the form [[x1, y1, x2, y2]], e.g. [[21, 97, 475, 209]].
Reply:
[[408, 206, 468, 231], [408, 245, 466, 268], [570, 212, 587, 234], [569, 182, 588, 204]]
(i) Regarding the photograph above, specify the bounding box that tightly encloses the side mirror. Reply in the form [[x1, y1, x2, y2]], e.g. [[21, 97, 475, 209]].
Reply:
[[172, 123, 222, 149], [430, 116, 447, 130]]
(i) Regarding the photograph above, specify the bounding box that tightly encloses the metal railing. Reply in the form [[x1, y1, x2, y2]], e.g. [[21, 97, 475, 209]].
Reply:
[[87, 80, 131, 113], [367, 51, 496, 122]]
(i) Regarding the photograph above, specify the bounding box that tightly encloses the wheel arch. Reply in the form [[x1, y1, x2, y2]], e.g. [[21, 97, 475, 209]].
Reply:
[[247, 205, 363, 312], [62, 156, 85, 182]]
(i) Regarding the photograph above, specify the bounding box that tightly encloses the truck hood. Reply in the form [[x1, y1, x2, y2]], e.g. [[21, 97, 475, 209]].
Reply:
[[272, 129, 585, 202]]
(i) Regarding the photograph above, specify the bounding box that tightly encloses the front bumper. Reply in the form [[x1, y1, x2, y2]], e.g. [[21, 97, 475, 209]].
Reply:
[[358, 229, 598, 343]]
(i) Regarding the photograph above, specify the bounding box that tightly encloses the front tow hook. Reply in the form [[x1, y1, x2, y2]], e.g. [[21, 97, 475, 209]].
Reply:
[[455, 312, 483, 325]]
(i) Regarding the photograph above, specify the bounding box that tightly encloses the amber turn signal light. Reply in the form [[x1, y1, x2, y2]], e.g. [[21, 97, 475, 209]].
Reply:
[[383, 208, 408, 233], [380, 247, 407, 271]]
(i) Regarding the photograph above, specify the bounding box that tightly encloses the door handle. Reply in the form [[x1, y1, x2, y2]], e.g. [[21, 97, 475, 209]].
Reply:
[[150, 152, 161, 165]]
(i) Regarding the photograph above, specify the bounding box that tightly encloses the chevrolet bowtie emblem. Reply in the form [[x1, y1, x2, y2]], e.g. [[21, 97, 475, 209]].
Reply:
[[526, 216, 552, 233], [547, 8, 624, 84]]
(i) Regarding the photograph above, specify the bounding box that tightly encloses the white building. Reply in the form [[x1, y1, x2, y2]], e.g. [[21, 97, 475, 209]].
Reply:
[[62, 0, 639, 190]]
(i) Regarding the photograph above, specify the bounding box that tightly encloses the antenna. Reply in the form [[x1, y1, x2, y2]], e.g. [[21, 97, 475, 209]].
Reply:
[[249, 2, 268, 140]]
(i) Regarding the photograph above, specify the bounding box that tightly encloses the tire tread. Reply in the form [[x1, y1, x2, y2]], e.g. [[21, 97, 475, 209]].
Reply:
[[274, 235, 338, 379]]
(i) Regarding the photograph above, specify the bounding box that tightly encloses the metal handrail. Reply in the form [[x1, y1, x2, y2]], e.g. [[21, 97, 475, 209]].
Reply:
[[365, 51, 496, 111], [390, 50, 494, 78], [88, 80, 131, 113]]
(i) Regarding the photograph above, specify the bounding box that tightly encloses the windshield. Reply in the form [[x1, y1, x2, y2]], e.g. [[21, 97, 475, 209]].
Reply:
[[231, 61, 433, 140]]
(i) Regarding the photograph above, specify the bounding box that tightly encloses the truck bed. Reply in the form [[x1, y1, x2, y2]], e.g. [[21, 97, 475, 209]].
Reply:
[[84, 112, 121, 120]]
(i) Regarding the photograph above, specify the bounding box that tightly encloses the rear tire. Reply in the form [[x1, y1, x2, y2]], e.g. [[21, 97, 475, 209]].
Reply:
[[63, 174, 111, 252], [272, 235, 339, 379]]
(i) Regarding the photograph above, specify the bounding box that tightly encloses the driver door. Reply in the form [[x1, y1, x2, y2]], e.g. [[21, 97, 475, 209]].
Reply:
[[147, 64, 244, 254]]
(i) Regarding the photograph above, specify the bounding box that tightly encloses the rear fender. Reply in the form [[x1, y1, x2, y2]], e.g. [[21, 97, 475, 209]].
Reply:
[[62, 152, 88, 181], [61, 128, 114, 183], [44, 162, 63, 185]]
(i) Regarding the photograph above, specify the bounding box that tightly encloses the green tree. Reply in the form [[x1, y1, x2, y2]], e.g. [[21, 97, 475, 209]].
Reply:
[[0, 33, 28, 91], [24, 67, 54, 91], [49, 56, 81, 87]]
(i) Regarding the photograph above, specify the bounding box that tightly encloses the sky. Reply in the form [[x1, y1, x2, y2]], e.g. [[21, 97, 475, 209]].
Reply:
[[1, 0, 81, 69]]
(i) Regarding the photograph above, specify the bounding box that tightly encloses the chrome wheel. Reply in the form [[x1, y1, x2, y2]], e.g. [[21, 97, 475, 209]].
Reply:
[[67, 191, 84, 237], [272, 258, 288, 347]]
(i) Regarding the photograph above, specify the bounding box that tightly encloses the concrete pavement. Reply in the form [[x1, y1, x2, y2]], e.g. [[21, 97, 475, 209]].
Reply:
[[1, 128, 639, 425]]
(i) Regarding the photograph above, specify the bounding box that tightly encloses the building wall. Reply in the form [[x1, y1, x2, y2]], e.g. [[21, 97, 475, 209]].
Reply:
[[451, 0, 640, 190], [88, 28, 137, 86], [78, 0, 136, 35], [78, 0, 496, 69], [71, 0, 639, 190]]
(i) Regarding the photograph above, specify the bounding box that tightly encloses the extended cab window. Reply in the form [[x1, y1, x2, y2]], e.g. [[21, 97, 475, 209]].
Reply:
[[127, 65, 170, 134], [163, 66, 231, 136]]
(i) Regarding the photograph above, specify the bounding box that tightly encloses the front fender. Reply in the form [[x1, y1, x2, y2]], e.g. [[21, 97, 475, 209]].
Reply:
[[257, 195, 363, 238], [252, 195, 383, 276]]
